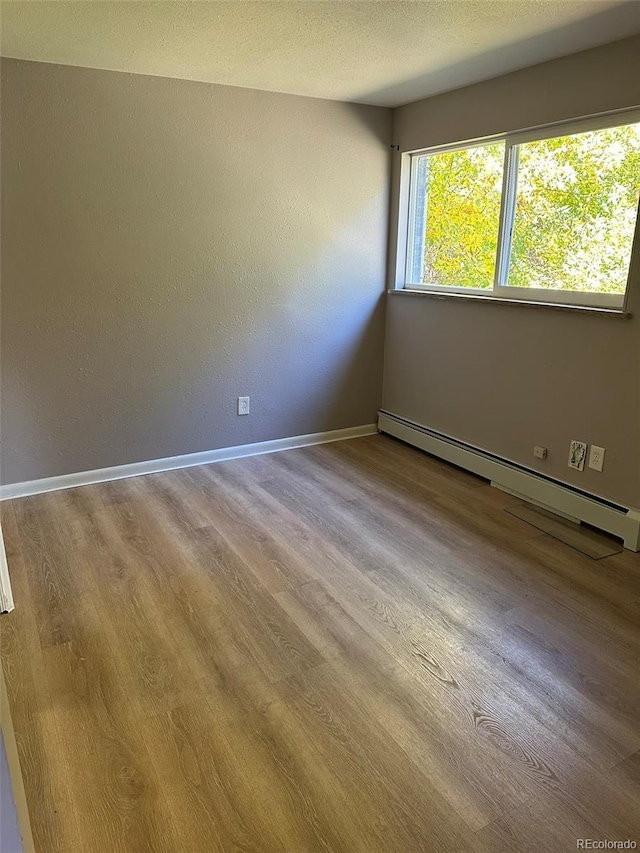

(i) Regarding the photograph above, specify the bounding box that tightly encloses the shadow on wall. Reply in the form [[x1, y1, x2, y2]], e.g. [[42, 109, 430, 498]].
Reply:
[[323, 291, 386, 431], [0, 62, 391, 483], [243, 287, 388, 439]]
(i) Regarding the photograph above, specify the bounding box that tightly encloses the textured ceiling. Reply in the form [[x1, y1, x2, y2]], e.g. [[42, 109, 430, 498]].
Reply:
[[1, 1, 640, 107]]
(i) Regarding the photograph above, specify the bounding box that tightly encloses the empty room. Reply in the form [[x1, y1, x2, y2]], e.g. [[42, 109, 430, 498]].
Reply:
[[1, 2, 639, 851]]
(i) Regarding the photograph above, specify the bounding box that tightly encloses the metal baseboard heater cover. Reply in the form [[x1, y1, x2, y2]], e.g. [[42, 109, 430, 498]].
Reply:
[[378, 411, 640, 552]]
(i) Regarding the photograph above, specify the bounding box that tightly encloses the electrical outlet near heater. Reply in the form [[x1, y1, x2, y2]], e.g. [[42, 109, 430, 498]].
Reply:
[[533, 441, 605, 472], [567, 440, 605, 472]]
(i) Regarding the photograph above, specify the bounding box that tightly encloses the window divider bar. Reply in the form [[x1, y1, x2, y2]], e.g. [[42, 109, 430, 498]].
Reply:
[[494, 143, 519, 289]]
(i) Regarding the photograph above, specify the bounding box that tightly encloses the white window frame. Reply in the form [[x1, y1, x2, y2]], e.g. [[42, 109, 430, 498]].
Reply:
[[399, 108, 640, 310]]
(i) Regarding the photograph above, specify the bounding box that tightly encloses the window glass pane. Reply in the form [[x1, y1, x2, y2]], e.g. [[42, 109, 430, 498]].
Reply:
[[508, 123, 640, 294], [408, 142, 504, 288]]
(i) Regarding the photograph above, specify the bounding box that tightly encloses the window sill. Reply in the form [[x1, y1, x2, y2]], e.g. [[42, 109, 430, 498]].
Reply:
[[388, 288, 632, 318]]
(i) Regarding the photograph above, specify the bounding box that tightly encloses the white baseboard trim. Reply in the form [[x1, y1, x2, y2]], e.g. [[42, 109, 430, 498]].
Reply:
[[0, 423, 378, 502], [378, 411, 640, 552]]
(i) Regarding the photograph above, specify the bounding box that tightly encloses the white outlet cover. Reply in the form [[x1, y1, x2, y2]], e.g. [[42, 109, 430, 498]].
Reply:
[[588, 445, 605, 472], [568, 440, 587, 471]]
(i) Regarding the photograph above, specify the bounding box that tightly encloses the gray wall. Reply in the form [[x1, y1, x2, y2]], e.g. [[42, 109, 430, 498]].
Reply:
[[383, 36, 640, 509], [1, 738, 23, 853], [1, 59, 391, 484]]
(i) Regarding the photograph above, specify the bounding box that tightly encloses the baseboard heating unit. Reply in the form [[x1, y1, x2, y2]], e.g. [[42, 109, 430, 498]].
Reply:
[[378, 410, 640, 552]]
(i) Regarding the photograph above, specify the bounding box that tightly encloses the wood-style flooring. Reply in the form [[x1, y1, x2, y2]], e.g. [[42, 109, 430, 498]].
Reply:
[[1, 434, 639, 852]]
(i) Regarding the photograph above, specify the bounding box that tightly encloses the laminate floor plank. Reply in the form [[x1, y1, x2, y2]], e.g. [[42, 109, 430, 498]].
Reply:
[[164, 466, 319, 593], [2, 435, 639, 852], [274, 579, 531, 832], [0, 504, 85, 853]]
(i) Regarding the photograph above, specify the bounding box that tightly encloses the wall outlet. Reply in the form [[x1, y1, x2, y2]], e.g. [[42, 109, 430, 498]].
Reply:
[[237, 396, 250, 416], [533, 446, 547, 460], [568, 440, 587, 471], [588, 445, 605, 472]]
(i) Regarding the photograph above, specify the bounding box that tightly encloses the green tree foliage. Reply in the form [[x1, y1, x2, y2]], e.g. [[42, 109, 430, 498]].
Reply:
[[420, 123, 640, 293], [422, 142, 504, 289]]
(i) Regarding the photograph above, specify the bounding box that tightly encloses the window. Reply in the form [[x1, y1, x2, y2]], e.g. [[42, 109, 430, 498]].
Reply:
[[403, 111, 640, 309]]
